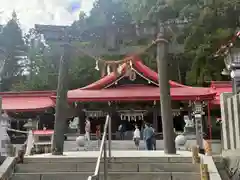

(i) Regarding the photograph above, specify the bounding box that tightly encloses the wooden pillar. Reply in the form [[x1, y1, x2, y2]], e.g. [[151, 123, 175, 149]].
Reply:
[[153, 109, 158, 132], [107, 102, 117, 139], [77, 103, 85, 135]]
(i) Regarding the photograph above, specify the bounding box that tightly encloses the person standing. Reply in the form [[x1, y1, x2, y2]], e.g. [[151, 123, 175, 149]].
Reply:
[[133, 125, 141, 150], [84, 118, 91, 150], [96, 125, 101, 148], [143, 123, 154, 150], [151, 125, 156, 150], [118, 123, 125, 140]]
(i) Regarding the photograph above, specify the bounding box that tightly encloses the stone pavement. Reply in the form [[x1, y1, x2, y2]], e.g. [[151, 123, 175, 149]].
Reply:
[[28, 150, 193, 158]]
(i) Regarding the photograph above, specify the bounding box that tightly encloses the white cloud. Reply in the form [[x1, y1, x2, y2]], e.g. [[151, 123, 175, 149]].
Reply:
[[0, 0, 94, 31]]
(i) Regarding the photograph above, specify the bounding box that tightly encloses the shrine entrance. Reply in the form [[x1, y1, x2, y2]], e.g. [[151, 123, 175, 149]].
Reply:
[[82, 108, 185, 140]]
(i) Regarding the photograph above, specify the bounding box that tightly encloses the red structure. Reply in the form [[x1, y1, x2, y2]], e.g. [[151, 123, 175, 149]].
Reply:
[[209, 81, 232, 106], [66, 56, 215, 102], [0, 56, 230, 112], [1, 56, 232, 141], [0, 91, 55, 112]]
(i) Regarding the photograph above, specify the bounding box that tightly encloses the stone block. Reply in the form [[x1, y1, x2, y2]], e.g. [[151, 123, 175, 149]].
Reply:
[[15, 163, 78, 173], [227, 97, 236, 149], [171, 172, 200, 180], [138, 163, 199, 172], [11, 173, 41, 180], [168, 157, 192, 163], [103, 163, 138, 172], [41, 172, 89, 180], [110, 157, 169, 163], [41, 172, 172, 180], [106, 172, 171, 180], [24, 157, 96, 164], [220, 92, 232, 150], [209, 173, 222, 180]]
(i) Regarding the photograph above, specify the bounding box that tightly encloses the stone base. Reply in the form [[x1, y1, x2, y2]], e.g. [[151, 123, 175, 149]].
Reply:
[[182, 133, 196, 140], [183, 127, 195, 134]]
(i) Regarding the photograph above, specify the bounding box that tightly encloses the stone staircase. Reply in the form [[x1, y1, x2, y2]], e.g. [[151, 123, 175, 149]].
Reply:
[[10, 155, 201, 180]]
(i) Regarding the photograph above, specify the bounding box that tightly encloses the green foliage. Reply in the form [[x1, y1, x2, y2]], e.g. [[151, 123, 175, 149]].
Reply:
[[123, 0, 240, 85], [0, 11, 26, 91], [6, 0, 240, 92], [183, 0, 240, 85]]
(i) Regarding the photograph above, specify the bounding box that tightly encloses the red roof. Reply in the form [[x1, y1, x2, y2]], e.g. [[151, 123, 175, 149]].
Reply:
[[1, 91, 55, 112], [82, 56, 187, 90], [67, 84, 215, 102], [210, 81, 232, 105]]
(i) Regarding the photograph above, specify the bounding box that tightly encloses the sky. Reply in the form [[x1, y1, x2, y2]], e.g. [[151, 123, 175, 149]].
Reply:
[[0, 0, 94, 31]]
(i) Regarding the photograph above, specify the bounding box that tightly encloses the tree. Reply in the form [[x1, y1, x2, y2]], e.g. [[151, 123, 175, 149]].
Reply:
[[0, 11, 26, 91], [183, 0, 240, 85]]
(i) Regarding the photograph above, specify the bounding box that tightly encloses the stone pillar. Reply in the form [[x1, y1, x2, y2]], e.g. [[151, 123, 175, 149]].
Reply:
[[220, 93, 232, 150], [233, 94, 240, 148], [227, 97, 236, 149]]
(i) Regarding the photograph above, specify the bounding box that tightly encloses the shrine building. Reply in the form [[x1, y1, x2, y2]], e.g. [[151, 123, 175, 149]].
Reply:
[[0, 55, 232, 141]]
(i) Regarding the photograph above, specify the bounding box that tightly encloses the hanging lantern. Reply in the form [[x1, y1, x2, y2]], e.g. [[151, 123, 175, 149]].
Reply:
[[117, 64, 123, 74], [129, 60, 133, 68], [112, 63, 117, 75], [107, 65, 111, 75], [120, 114, 123, 120], [101, 63, 106, 77], [153, 101, 156, 106], [125, 63, 131, 77], [95, 60, 99, 71], [129, 70, 136, 81]]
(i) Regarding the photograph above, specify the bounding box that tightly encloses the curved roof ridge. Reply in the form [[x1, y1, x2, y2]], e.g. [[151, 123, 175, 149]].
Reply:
[[132, 56, 188, 88], [81, 55, 188, 90]]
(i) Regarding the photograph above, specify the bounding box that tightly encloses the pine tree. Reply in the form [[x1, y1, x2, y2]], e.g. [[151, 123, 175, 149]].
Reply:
[[0, 11, 26, 91]]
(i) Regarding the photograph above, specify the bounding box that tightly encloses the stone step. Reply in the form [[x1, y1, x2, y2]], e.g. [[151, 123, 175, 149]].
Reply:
[[15, 162, 200, 173], [23, 156, 192, 163], [11, 172, 200, 180]]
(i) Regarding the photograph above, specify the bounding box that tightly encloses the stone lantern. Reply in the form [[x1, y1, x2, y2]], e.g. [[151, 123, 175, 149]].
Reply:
[[223, 48, 240, 94]]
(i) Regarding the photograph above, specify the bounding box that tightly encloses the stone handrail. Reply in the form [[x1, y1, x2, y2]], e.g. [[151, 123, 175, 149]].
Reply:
[[0, 157, 16, 179]]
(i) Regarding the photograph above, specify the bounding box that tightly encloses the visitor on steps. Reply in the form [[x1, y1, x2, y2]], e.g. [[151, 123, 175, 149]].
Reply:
[[118, 123, 125, 140], [151, 125, 156, 150], [96, 125, 101, 148], [143, 123, 154, 150], [133, 125, 141, 150], [84, 118, 91, 150]]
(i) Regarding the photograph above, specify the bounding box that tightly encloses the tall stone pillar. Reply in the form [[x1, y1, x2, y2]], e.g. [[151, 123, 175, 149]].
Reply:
[[220, 93, 232, 150], [227, 97, 236, 149], [233, 94, 240, 148]]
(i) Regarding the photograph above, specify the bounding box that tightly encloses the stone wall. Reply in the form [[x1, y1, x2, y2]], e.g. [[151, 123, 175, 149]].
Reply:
[[220, 93, 240, 150]]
